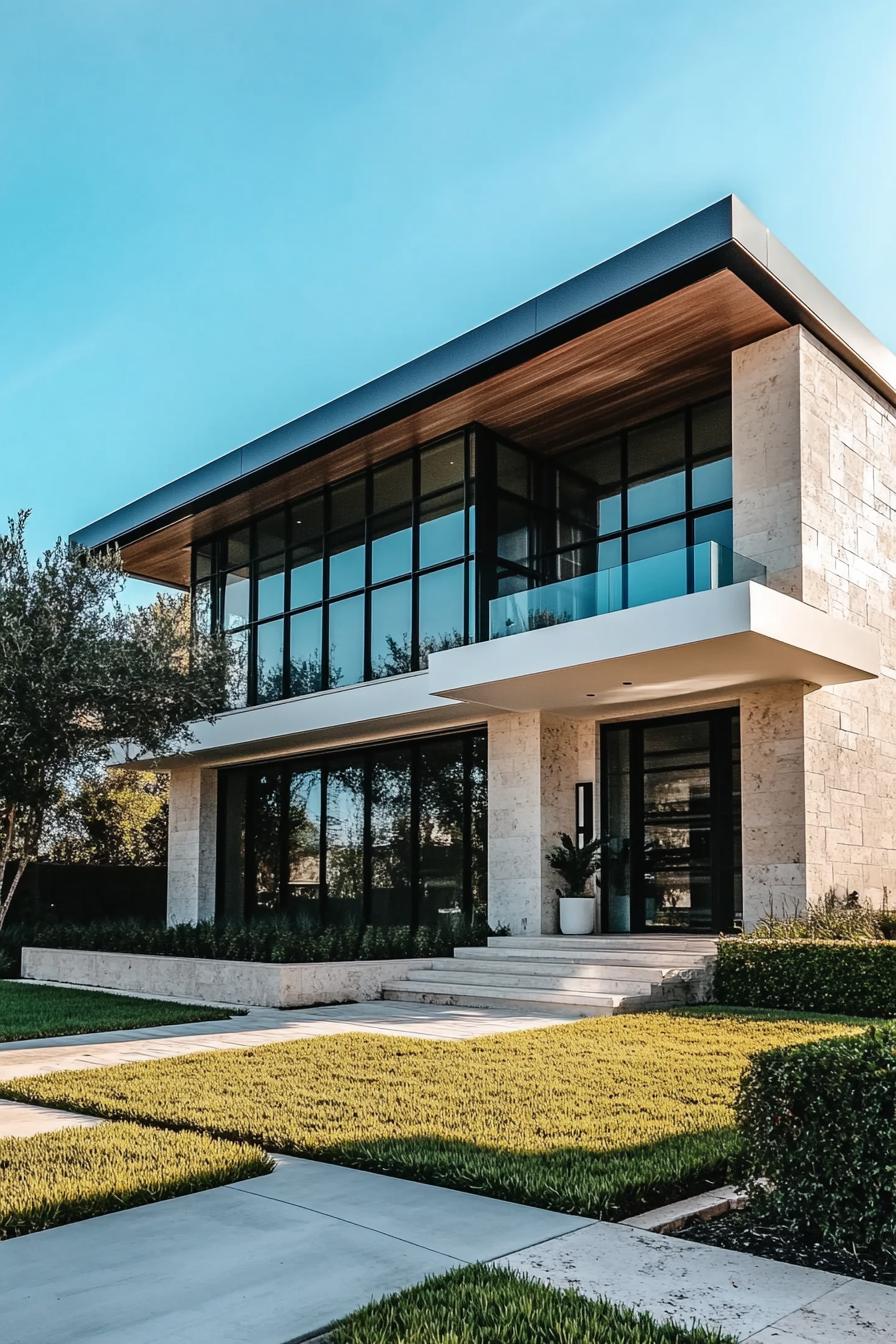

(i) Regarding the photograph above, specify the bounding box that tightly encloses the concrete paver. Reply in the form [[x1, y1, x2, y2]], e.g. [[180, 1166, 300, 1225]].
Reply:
[[0, 999, 579, 1081], [0, 1157, 591, 1344], [498, 1220, 896, 1343], [0, 1096, 104, 1137]]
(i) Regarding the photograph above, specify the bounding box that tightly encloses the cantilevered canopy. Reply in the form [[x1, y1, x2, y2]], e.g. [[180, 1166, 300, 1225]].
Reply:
[[71, 195, 896, 588]]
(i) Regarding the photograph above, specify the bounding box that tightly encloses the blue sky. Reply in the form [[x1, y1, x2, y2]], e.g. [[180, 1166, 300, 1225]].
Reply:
[[2, 0, 895, 595]]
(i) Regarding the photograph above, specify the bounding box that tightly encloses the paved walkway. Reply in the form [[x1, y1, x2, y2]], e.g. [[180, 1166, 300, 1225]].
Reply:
[[0, 1096, 103, 1138], [0, 1157, 591, 1343], [0, 999, 579, 1085], [500, 1219, 896, 1342]]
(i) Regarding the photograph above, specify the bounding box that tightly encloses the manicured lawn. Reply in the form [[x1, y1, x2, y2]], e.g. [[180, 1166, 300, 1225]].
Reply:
[[328, 1264, 738, 1343], [1, 1007, 863, 1220], [0, 1120, 272, 1238], [0, 981, 244, 1042]]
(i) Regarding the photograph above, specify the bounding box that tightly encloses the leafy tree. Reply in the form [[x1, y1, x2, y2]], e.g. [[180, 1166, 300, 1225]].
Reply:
[[0, 512, 229, 929], [46, 771, 169, 866]]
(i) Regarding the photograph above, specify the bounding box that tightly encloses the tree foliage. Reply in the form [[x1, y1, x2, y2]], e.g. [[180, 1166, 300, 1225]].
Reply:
[[46, 771, 169, 867], [0, 512, 229, 927]]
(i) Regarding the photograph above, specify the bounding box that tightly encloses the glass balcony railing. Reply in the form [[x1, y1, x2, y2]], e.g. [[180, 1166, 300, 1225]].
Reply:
[[489, 542, 766, 640]]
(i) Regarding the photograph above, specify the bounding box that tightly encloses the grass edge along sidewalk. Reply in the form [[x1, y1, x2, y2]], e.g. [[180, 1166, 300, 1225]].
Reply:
[[0, 1119, 272, 1238], [325, 1263, 738, 1344], [0, 1007, 865, 1222], [0, 979, 245, 1043]]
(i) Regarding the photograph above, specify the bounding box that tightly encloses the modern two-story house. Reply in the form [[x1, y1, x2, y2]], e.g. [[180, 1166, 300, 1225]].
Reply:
[[73, 197, 892, 950]]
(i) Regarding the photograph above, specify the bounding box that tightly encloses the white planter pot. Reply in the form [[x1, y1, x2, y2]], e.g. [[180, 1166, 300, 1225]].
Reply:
[[559, 896, 595, 935]]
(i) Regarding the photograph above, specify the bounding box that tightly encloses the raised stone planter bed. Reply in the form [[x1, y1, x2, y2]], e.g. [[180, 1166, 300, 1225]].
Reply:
[[20, 947, 434, 1009]]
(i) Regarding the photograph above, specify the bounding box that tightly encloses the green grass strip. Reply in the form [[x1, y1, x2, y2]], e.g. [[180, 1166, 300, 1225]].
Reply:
[[0, 1120, 272, 1238], [327, 1264, 738, 1343], [0, 980, 244, 1042], [1, 1007, 863, 1221]]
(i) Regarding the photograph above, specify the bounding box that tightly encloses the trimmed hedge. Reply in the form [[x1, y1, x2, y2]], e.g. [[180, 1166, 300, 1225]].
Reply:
[[0, 913, 495, 976], [714, 938, 896, 1017], [329, 1264, 738, 1343], [736, 1025, 896, 1263]]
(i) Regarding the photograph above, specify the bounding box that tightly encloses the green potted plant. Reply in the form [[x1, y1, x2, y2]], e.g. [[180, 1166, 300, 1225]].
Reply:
[[546, 833, 601, 934]]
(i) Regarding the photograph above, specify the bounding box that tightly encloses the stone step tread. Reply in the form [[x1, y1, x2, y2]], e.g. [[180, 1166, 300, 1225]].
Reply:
[[383, 988, 616, 1017], [433, 957, 671, 982], [381, 979, 629, 1006], [488, 936, 718, 950], [456, 946, 714, 969], [399, 968, 659, 994]]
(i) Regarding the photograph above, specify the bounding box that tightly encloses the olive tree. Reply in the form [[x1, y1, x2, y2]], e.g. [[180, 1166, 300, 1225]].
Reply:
[[0, 511, 229, 929]]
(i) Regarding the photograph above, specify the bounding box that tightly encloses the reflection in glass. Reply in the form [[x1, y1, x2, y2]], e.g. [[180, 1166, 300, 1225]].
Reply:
[[418, 737, 465, 926], [370, 581, 412, 677], [192, 579, 213, 636], [326, 763, 364, 924], [420, 435, 464, 495], [692, 457, 733, 509], [373, 459, 412, 512], [597, 492, 622, 535], [603, 726, 631, 932], [329, 525, 365, 596], [286, 768, 321, 922], [328, 594, 364, 687], [418, 564, 465, 664], [329, 478, 365, 528], [497, 495, 530, 563], [252, 771, 282, 913], [627, 411, 685, 478], [627, 470, 686, 527], [256, 513, 285, 558], [224, 629, 249, 708], [226, 527, 251, 568], [291, 494, 324, 545], [290, 544, 323, 608], [419, 489, 465, 567], [470, 734, 487, 921], [222, 568, 250, 629], [369, 749, 413, 925], [371, 507, 412, 583], [256, 619, 284, 703], [257, 554, 285, 620], [289, 608, 323, 696], [693, 507, 733, 551]]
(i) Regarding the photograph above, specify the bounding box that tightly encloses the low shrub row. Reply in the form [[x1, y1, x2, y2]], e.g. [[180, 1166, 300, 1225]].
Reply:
[[736, 1023, 896, 1269], [329, 1264, 738, 1343], [715, 938, 896, 1017], [0, 912, 495, 975], [0, 1121, 272, 1238]]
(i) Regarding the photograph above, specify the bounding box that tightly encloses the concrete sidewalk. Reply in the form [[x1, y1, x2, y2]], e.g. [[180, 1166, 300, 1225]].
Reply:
[[500, 1219, 896, 1342], [0, 1156, 591, 1344], [0, 999, 578, 1083]]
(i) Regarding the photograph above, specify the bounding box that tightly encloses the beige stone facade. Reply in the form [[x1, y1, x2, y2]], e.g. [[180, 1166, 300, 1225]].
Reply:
[[733, 325, 896, 920], [166, 764, 218, 925]]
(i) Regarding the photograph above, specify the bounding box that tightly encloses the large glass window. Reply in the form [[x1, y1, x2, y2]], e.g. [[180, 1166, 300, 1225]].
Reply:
[[217, 729, 487, 929], [193, 430, 475, 708]]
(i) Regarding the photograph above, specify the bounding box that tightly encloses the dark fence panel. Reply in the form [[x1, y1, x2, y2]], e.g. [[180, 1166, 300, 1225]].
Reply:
[[5, 863, 166, 925]]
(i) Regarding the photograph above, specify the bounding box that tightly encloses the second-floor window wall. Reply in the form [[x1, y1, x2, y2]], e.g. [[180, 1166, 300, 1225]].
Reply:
[[193, 430, 476, 708]]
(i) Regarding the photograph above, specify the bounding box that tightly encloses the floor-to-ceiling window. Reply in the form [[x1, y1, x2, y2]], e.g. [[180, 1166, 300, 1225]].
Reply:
[[217, 729, 487, 928], [601, 708, 741, 934], [193, 431, 476, 709]]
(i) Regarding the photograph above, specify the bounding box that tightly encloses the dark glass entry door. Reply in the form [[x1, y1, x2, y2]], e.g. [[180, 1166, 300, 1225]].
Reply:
[[601, 709, 741, 933]]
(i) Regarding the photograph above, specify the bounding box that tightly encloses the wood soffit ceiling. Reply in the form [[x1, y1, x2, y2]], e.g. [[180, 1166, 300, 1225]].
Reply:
[[123, 270, 788, 587]]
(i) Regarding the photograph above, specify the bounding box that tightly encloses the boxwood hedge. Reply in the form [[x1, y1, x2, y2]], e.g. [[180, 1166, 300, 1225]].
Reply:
[[714, 938, 896, 1017], [736, 1024, 896, 1263]]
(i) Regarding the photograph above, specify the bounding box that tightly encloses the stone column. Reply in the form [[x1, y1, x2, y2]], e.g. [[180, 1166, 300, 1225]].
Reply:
[[487, 712, 592, 934], [166, 764, 218, 926], [739, 685, 809, 928]]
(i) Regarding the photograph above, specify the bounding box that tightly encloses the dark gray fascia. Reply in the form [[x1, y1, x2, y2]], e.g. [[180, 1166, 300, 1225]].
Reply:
[[71, 196, 896, 555]]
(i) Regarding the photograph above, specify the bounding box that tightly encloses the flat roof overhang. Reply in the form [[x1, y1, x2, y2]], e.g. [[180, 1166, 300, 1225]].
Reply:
[[72, 195, 896, 587], [425, 583, 880, 715]]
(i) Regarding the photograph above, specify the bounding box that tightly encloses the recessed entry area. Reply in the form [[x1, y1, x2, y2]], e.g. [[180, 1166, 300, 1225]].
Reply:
[[601, 708, 741, 934]]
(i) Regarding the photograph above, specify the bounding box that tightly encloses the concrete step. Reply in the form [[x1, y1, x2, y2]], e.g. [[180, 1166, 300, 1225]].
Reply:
[[488, 935, 718, 953], [405, 965, 658, 995], [432, 957, 670, 984], [381, 981, 622, 1016], [456, 945, 714, 970]]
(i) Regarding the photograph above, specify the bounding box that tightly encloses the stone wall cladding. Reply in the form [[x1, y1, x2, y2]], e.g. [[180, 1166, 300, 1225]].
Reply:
[[166, 764, 218, 926], [21, 947, 435, 1009], [733, 325, 896, 915]]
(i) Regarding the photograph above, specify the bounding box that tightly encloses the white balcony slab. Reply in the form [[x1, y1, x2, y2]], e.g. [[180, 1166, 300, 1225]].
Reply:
[[427, 582, 879, 713]]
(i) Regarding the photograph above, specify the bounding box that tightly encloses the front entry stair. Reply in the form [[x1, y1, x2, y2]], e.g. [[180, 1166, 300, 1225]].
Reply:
[[382, 935, 718, 1017]]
